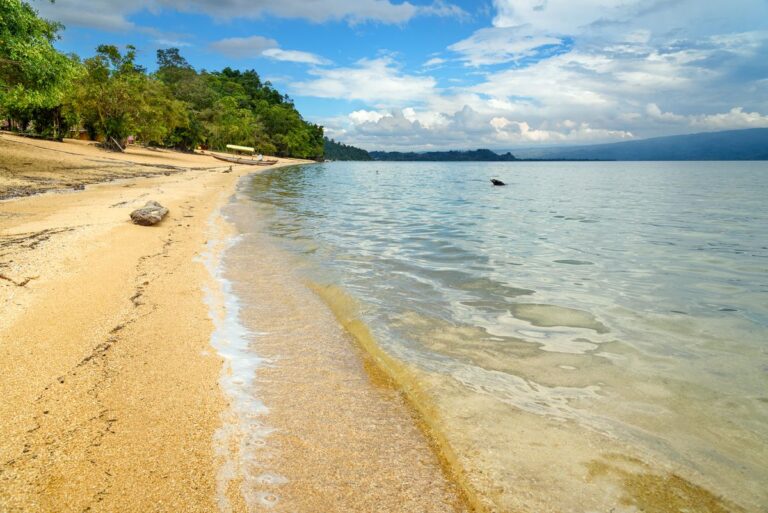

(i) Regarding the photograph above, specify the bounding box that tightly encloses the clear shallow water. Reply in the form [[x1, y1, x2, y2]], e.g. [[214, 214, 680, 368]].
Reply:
[[243, 161, 768, 511]]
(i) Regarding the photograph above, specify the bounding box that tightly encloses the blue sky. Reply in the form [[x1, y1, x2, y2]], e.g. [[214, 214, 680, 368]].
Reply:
[[34, 0, 768, 151]]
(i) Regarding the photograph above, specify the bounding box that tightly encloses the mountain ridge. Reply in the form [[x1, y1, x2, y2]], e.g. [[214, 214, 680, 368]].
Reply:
[[508, 128, 768, 161]]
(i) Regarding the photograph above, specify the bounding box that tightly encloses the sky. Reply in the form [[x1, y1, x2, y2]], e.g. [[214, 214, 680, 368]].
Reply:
[[33, 0, 768, 151]]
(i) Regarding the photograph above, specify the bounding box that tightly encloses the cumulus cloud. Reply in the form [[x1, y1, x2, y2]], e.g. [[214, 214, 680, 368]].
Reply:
[[209, 35, 278, 58], [417, 0, 469, 20], [645, 105, 768, 130], [423, 57, 447, 68], [491, 0, 637, 33], [35, 0, 466, 31], [645, 103, 687, 123], [37, 0, 768, 150], [292, 57, 437, 105], [333, 105, 635, 150], [349, 110, 387, 124], [331, 0, 768, 149], [691, 107, 768, 130], [35, 2, 138, 32], [161, 0, 419, 24], [449, 26, 566, 66], [307, 10, 768, 149], [209, 36, 329, 65], [262, 48, 330, 65], [490, 118, 634, 143], [155, 39, 193, 48]]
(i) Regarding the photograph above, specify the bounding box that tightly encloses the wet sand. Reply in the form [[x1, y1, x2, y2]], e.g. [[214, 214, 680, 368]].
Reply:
[[209, 191, 468, 512], [0, 133, 466, 512]]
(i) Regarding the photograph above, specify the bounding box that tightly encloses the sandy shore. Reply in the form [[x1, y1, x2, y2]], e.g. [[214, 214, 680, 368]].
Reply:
[[0, 133, 305, 511], [0, 133, 468, 512]]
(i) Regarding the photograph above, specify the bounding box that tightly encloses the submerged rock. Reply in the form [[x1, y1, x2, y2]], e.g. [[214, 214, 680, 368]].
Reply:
[[130, 200, 169, 226]]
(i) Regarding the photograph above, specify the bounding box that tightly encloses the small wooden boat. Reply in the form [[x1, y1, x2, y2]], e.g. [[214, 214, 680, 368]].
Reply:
[[211, 153, 278, 166]]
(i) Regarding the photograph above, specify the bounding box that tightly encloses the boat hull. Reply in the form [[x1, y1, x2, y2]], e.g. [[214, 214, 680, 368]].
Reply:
[[211, 153, 277, 166]]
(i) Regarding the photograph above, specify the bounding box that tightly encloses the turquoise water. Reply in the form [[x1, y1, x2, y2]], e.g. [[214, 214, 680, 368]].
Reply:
[[243, 161, 768, 511]]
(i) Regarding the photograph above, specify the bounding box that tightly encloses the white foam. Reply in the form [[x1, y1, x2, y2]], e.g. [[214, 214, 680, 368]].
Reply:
[[198, 210, 287, 512]]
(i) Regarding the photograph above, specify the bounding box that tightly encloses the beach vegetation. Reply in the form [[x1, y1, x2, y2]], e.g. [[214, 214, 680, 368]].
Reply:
[[69, 45, 186, 150], [156, 61, 323, 158], [370, 148, 518, 161], [0, 0, 81, 138], [323, 138, 372, 160], [0, 1, 324, 159]]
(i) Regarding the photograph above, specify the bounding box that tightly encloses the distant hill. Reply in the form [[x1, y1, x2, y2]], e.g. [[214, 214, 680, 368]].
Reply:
[[323, 138, 372, 161], [511, 128, 768, 161], [370, 148, 517, 161]]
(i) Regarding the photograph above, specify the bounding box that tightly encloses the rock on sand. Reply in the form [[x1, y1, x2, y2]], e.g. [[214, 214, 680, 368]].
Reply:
[[130, 200, 169, 226]]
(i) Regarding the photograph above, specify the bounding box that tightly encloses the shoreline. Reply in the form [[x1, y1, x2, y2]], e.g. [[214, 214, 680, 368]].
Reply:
[[3, 135, 756, 512], [0, 134, 467, 512], [239, 162, 760, 513], [196, 174, 469, 512], [0, 134, 307, 511]]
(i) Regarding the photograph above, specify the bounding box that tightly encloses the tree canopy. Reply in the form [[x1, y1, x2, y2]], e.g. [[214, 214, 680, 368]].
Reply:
[[0, 0, 80, 137], [0, 0, 324, 159], [369, 149, 517, 161], [324, 138, 372, 160], [156, 63, 323, 158], [69, 44, 187, 149]]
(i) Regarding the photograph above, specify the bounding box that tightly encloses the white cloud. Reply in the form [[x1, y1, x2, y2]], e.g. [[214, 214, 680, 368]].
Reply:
[[293, 57, 437, 105], [645, 105, 768, 130], [155, 39, 193, 48], [38, 0, 768, 150], [349, 110, 387, 124], [491, 119, 634, 143], [328, 105, 636, 150], [449, 26, 564, 66], [312, 12, 768, 150], [262, 48, 330, 65], [209, 36, 329, 65], [691, 107, 768, 130], [36, 0, 467, 31], [423, 57, 447, 68], [192, 0, 418, 24], [36, 2, 138, 31], [645, 103, 687, 123], [491, 0, 632, 33], [209, 35, 278, 58], [418, 0, 469, 20]]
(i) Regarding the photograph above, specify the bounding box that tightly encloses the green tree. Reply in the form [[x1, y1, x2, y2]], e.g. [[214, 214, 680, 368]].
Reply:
[[156, 49, 323, 157], [71, 44, 186, 149], [323, 138, 372, 160], [155, 48, 213, 151], [0, 0, 81, 138]]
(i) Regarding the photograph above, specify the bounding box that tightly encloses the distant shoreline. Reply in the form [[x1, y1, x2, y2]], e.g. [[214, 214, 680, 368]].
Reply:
[[326, 127, 768, 162]]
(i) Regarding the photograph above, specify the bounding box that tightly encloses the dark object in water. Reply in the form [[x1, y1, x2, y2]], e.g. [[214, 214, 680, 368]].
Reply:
[[491, 179, 506, 186]]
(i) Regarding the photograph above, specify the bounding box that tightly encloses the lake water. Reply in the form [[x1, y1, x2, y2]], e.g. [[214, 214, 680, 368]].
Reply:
[[239, 161, 768, 512]]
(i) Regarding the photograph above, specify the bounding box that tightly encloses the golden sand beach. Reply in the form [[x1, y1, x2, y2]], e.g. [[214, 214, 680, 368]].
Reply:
[[0, 133, 465, 512]]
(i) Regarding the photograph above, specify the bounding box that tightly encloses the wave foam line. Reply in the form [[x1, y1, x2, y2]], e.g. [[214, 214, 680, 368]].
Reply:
[[199, 209, 282, 512]]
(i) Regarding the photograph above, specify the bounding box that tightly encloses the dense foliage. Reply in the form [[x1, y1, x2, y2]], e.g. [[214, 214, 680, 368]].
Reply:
[[69, 45, 187, 149], [370, 149, 517, 161], [0, 1, 323, 158], [323, 138, 372, 160], [156, 50, 323, 158], [0, 0, 80, 138]]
